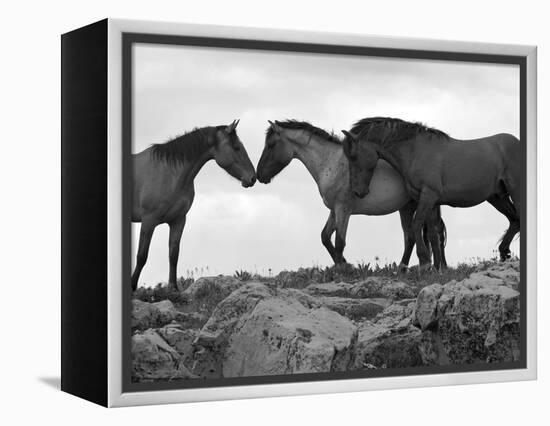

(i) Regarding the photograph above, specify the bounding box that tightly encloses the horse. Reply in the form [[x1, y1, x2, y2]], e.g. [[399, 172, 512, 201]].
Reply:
[[341, 117, 520, 269], [131, 120, 256, 291], [256, 120, 447, 269]]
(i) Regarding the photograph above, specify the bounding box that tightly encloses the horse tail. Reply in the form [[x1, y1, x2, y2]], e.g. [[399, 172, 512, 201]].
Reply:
[[503, 195, 518, 219], [498, 229, 506, 245], [495, 195, 519, 245]]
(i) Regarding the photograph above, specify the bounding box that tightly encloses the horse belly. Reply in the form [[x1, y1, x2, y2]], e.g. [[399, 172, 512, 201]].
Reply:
[[353, 163, 409, 215], [441, 163, 500, 207], [441, 178, 498, 207]]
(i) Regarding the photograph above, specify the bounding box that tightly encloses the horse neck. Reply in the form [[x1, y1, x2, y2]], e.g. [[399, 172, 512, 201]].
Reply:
[[288, 130, 343, 185], [175, 131, 215, 187], [375, 141, 410, 179]]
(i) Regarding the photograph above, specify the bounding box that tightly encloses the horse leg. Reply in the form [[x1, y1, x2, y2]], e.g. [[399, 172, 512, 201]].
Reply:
[[321, 210, 337, 263], [426, 208, 442, 270], [334, 207, 350, 265], [436, 207, 448, 269], [413, 189, 438, 270], [168, 216, 187, 288], [487, 194, 519, 261], [131, 219, 156, 291], [422, 223, 432, 263], [398, 201, 417, 271], [507, 184, 521, 251]]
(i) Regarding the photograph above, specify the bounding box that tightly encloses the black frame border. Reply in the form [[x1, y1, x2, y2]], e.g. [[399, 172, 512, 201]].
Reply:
[[121, 32, 528, 394], [61, 19, 109, 406]]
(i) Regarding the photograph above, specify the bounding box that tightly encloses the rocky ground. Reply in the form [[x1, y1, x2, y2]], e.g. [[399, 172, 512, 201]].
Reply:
[[131, 260, 521, 382]]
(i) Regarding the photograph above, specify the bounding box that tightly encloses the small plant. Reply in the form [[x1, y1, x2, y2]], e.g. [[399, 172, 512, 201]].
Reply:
[[176, 277, 194, 292], [356, 261, 372, 278], [402, 262, 479, 288], [234, 269, 252, 281], [193, 281, 226, 313], [133, 280, 191, 305]]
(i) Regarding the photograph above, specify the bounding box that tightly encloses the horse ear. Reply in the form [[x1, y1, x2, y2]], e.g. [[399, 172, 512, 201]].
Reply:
[[341, 130, 356, 140], [341, 130, 358, 157], [269, 120, 282, 134], [225, 119, 239, 133]]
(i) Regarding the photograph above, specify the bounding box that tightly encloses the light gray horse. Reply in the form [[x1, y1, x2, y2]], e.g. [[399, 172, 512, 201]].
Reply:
[[256, 120, 446, 268]]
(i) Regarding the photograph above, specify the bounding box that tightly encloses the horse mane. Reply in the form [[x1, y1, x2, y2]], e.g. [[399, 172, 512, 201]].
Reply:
[[266, 120, 342, 145], [349, 117, 448, 145], [150, 126, 225, 167]]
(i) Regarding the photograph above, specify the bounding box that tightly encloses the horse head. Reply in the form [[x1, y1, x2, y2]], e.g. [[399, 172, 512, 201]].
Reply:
[[341, 130, 379, 198], [214, 119, 256, 188], [256, 120, 295, 184]]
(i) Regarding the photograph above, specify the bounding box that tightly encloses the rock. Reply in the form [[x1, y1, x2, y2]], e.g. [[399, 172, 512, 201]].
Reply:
[[352, 323, 423, 370], [131, 299, 186, 330], [131, 263, 522, 382], [157, 323, 198, 366], [131, 329, 196, 381], [464, 260, 520, 291], [224, 303, 356, 377], [191, 346, 223, 379], [195, 282, 275, 347], [351, 302, 425, 369], [180, 312, 210, 328], [305, 282, 355, 298], [153, 300, 180, 324], [274, 268, 323, 288], [374, 301, 416, 328], [479, 260, 520, 288], [183, 275, 245, 301], [317, 296, 391, 320], [352, 277, 418, 299], [131, 299, 160, 330], [305, 277, 417, 300], [195, 283, 357, 377], [415, 284, 444, 330], [283, 288, 324, 309], [414, 267, 520, 364]]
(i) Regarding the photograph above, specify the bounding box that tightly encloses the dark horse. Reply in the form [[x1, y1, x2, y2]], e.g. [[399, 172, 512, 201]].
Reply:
[[342, 117, 520, 269], [256, 120, 447, 268], [131, 120, 256, 290]]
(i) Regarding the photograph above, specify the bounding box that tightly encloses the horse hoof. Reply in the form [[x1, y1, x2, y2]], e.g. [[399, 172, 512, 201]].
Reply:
[[499, 250, 512, 262], [419, 264, 434, 273], [398, 262, 409, 273]]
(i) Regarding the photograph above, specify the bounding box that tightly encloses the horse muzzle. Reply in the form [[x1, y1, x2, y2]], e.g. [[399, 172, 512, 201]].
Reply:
[[241, 175, 257, 188], [353, 189, 369, 199], [256, 172, 271, 184]]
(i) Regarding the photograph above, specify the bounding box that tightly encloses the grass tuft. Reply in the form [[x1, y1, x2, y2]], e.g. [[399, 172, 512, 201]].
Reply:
[[133, 277, 193, 305]]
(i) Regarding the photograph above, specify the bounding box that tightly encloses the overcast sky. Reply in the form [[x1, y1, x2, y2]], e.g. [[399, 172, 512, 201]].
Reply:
[[132, 43, 520, 287]]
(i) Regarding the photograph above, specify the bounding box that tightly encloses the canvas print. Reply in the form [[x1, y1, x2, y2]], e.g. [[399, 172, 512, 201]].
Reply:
[[129, 42, 522, 385]]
